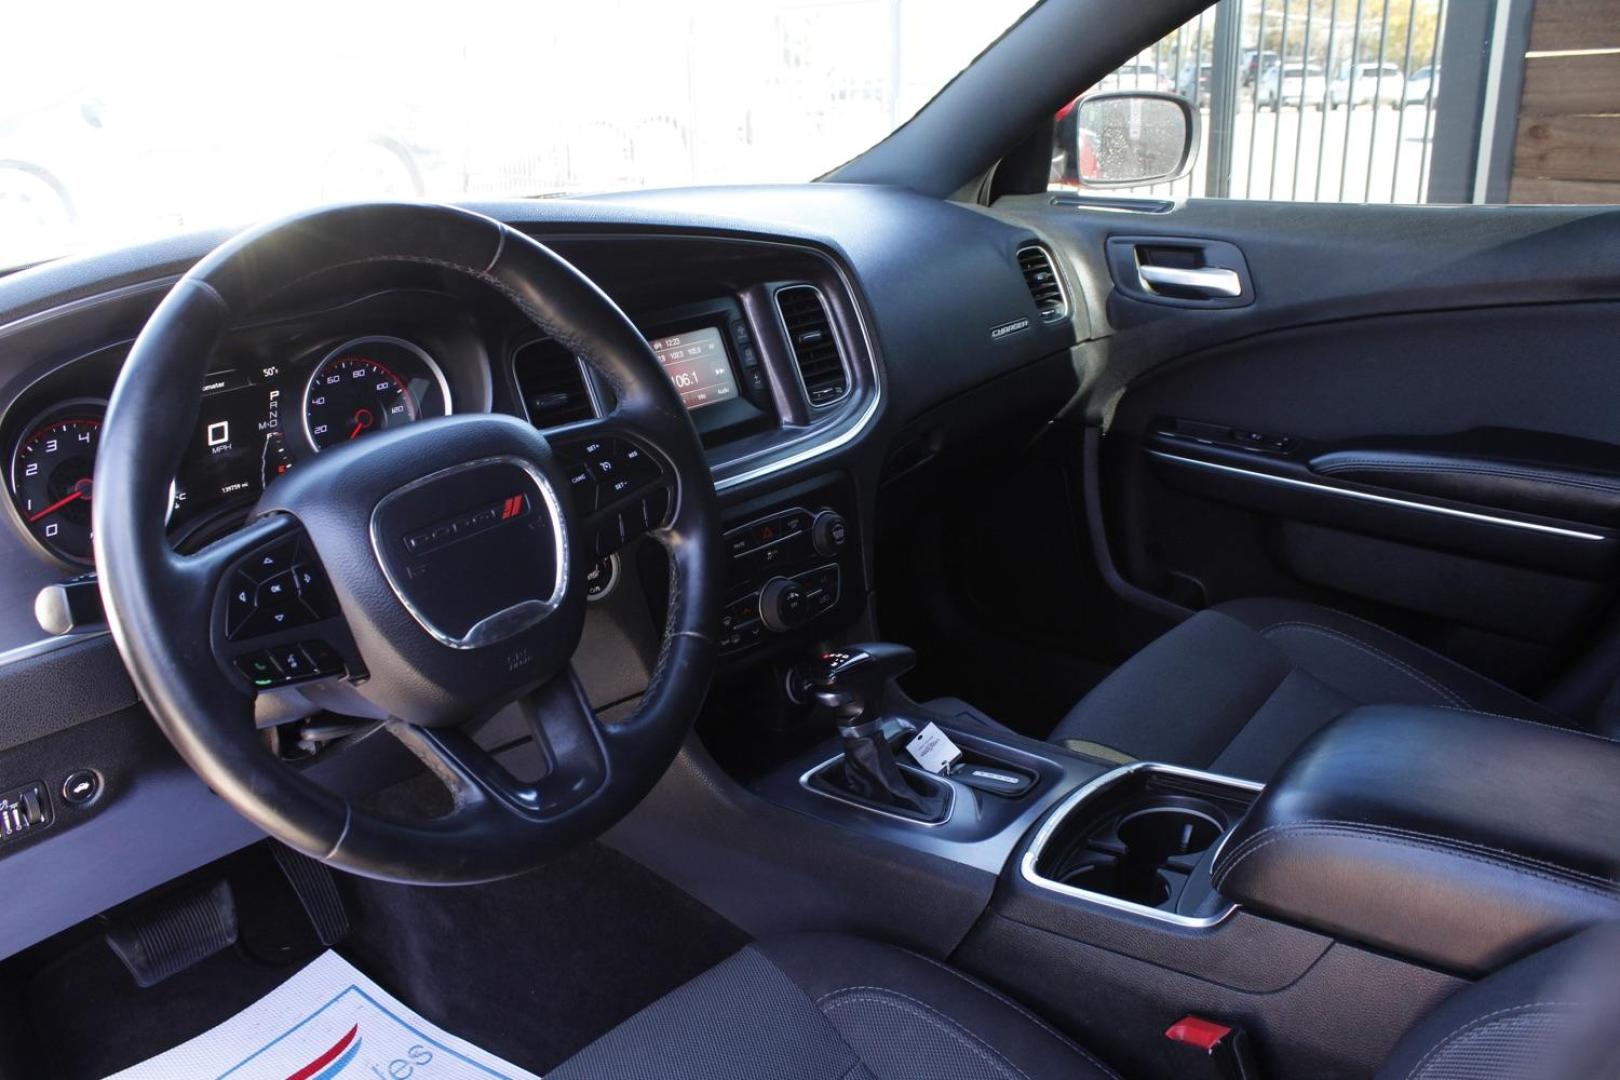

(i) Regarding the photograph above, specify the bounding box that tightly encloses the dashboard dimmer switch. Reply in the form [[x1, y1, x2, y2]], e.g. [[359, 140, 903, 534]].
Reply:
[[0, 781, 52, 845]]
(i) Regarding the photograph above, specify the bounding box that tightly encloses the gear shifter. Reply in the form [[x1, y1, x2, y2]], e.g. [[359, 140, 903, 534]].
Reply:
[[802, 644, 948, 820]]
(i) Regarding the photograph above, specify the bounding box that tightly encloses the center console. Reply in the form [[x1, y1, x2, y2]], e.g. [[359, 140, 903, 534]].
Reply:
[[623, 630, 1620, 1078]]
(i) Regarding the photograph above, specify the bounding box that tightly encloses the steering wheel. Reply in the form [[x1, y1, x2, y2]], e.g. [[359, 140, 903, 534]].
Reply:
[[92, 203, 722, 883]]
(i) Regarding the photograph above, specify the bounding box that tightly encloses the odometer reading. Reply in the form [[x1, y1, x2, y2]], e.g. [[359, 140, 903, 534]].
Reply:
[[11, 415, 100, 563]]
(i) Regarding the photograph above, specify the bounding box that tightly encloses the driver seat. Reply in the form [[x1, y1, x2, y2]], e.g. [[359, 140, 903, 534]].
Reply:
[[549, 928, 1619, 1079], [550, 934, 1108, 1079]]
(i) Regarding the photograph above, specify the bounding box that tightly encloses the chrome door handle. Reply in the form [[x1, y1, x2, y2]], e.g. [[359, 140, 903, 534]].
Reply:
[[1137, 265, 1244, 299]]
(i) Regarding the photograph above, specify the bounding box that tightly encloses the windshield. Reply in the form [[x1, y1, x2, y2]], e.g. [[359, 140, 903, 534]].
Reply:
[[2, 0, 1035, 270]]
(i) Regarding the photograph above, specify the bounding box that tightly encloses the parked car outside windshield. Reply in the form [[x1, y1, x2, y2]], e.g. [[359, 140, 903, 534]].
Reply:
[[1405, 65, 1441, 105], [1259, 63, 1328, 108], [1331, 62, 1407, 108]]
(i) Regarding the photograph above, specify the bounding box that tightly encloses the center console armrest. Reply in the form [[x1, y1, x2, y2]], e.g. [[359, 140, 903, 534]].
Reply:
[[1211, 705, 1620, 974]]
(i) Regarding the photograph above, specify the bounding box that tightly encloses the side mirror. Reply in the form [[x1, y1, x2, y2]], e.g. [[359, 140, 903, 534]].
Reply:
[[1072, 91, 1198, 188]]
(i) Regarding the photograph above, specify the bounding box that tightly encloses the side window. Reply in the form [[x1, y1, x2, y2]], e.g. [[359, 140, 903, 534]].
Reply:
[[1050, 0, 1616, 207]]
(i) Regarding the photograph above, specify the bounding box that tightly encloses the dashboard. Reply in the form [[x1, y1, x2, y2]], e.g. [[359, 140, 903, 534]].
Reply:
[[0, 184, 1083, 959], [2, 282, 784, 568]]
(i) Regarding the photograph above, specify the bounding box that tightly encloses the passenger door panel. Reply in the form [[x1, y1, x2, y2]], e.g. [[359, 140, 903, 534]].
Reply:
[[993, 196, 1620, 691]]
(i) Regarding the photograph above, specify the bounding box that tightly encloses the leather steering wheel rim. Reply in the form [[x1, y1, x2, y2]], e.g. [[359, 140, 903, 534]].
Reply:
[[93, 203, 722, 883]]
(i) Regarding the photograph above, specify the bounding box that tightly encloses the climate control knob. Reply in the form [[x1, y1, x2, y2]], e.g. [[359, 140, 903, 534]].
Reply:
[[759, 576, 809, 633], [811, 510, 848, 558]]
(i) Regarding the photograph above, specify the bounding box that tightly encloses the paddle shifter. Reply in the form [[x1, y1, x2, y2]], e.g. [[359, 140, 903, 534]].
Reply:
[[802, 643, 948, 820]]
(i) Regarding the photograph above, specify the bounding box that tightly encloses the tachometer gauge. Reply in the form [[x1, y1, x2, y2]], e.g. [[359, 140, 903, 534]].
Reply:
[[9, 402, 104, 564], [303, 336, 449, 451]]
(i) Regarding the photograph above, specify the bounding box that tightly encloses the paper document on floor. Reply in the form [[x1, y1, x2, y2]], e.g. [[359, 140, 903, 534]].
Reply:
[[106, 949, 542, 1080]]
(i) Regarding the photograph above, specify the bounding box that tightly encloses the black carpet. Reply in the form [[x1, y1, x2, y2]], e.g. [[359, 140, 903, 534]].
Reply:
[[339, 841, 750, 1073], [24, 938, 297, 1079]]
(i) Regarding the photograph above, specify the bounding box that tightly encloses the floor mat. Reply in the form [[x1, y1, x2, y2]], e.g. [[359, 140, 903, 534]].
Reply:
[[107, 950, 539, 1080], [339, 843, 750, 1071]]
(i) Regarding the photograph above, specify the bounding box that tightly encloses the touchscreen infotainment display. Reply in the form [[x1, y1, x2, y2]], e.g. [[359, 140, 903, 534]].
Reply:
[[648, 327, 738, 410]]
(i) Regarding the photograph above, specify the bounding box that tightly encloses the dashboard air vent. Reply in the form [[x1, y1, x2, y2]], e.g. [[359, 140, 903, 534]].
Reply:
[[1017, 245, 1067, 322], [775, 285, 849, 408], [513, 339, 597, 427]]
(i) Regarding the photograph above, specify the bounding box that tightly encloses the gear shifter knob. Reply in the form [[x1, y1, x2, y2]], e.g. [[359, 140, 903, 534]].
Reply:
[[803, 643, 917, 721]]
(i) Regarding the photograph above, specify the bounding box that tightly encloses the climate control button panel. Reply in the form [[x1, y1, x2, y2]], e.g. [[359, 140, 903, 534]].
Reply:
[[720, 499, 854, 657]]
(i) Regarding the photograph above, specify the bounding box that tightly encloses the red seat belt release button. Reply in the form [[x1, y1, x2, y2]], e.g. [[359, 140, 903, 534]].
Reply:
[[1166, 1015, 1259, 1079], [1166, 1015, 1233, 1053]]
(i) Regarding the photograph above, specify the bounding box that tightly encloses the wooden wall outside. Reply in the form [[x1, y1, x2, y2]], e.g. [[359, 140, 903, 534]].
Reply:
[[1509, 0, 1620, 202]]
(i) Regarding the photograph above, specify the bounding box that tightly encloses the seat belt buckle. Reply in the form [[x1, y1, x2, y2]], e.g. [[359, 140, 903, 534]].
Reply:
[[1165, 1015, 1260, 1080]]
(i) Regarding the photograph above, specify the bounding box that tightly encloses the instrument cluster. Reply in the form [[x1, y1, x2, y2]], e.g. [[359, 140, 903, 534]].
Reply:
[[6, 333, 452, 566]]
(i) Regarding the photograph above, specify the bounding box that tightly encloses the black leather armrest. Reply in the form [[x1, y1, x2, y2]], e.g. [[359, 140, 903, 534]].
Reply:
[[1310, 433, 1620, 526], [1211, 706, 1620, 974]]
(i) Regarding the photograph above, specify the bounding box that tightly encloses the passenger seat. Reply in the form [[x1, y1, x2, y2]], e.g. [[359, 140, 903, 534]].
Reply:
[[1049, 597, 1570, 781]]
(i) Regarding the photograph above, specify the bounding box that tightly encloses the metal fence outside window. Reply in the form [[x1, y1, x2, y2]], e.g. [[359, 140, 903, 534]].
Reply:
[[1080, 0, 1449, 203]]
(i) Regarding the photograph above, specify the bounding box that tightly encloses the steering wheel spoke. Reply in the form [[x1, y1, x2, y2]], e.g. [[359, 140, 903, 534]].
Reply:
[[176, 510, 304, 593], [551, 419, 676, 561], [182, 512, 361, 695], [390, 666, 607, 822]]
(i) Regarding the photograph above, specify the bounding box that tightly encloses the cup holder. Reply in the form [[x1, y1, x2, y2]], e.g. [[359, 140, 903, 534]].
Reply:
[[1057, 856, 1172, 907], [1117, 806, 1223, 863], [1032, 780, 1245, 915]]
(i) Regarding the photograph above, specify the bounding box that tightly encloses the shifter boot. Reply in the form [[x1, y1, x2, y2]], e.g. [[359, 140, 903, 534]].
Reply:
[[837, 718, 948, 819]]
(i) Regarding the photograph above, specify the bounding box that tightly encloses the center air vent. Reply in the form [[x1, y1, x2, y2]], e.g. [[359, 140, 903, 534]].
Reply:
[[775, 285, 849, 408], [513, 338, 598, 428], [1017, 245, 1067, 322]]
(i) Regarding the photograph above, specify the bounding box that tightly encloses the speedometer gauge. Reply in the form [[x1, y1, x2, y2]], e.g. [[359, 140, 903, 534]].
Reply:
[[9, 402, 104, 564], [303, 336, 449, 451]]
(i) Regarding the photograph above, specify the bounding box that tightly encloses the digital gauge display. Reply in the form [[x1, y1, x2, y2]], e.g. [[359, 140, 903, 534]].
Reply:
[[170, 365, 293, 530], [648, 327, 738, 410]]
